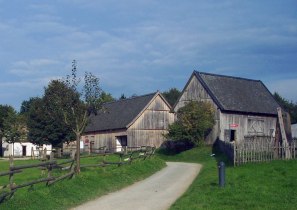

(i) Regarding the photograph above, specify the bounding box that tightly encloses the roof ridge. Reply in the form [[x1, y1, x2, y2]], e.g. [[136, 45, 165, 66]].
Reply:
[[194, 70, 261, 82], [102, 92, 157, 105]]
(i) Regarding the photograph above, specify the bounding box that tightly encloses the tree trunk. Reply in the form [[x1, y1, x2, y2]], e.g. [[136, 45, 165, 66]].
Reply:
[[13, 142, 14, 157], [75, 133, 81, 173]]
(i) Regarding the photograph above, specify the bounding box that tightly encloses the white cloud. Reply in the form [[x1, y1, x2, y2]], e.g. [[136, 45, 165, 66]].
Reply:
[[9, 59, 61, 76]]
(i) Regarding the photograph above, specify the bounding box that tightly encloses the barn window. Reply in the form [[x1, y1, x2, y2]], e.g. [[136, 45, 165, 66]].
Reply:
[[224, 129, 236, 142], [248, 119, 264, 135]]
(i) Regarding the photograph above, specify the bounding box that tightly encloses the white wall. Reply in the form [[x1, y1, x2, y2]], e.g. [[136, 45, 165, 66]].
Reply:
[[2, 142, 52, 157]]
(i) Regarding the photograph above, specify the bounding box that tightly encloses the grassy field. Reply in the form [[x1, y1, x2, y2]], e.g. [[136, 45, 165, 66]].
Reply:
[[0, 154, 165, 210], [158, 146, 297, 210]]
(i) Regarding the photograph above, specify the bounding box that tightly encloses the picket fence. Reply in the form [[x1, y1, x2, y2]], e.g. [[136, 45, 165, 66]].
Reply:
[[217, 136, 297, 166]]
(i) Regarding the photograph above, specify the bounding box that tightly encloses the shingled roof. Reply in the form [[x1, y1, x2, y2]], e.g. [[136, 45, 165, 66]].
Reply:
[[194, 71, 279, 115], [84, 92, 157, 133]]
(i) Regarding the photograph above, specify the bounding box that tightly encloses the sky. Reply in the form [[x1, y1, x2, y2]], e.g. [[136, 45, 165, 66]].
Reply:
[[0, 0, 296, 110]]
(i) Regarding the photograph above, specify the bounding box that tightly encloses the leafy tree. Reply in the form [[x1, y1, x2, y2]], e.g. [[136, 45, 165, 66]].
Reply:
[[26, 97, 75, 147], [3, 109, 27, 157], [165, 101, 215, 146], [20, 97, 40, 116], [273, 92, 297, 124], [162, 88, 181, 107], [0, 105, 15, 156], [97, 91, 115, 104], [44, 60, 102, 173]]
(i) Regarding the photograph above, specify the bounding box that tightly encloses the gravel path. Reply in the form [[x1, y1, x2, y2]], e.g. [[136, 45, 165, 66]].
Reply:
[[71, 162, 201, 210]]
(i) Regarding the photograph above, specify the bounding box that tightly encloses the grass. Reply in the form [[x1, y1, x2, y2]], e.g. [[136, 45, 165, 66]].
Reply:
[[157, 146, 297, 210], [0, 154, 165, 210]]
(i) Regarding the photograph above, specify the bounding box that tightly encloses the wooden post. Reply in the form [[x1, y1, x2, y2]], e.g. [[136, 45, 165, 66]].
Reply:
[[277, 107, 291, 159], [9, 155, 15, 196], [43, 148, 47, 160]]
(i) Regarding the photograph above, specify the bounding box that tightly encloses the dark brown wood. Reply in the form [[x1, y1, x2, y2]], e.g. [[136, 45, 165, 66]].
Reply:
[[80, 163, 107, 168], [0, 169, 22, 177], [11, 177, 55, 190], [10, 160, 57, 171], [47, 172, 75, 185]]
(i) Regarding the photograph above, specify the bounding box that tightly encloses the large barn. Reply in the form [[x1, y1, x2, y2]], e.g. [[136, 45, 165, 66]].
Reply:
[[83, 92, 174, 152], [174, 71, 280, 144]]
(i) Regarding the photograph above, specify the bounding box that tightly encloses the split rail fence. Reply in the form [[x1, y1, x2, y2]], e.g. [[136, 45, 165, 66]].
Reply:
[[0, 155, 75, 203], [217, 136, 297, 166], [0, 145, 156, 204]]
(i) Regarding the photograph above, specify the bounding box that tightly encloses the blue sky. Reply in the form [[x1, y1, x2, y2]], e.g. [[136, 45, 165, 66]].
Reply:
[[0, 0, 296, 110]]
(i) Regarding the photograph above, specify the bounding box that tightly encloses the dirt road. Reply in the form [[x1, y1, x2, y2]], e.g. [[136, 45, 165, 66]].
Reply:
[[72, 162, 201, 210]]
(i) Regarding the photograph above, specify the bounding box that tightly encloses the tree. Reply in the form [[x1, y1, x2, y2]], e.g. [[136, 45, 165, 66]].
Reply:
[[119, 94, 126, 100], [44, 60, 102, 173], [162, 88, 181, 107], [97, 91, 115, 104], [273, 92, 297, 124], [26, 97, 75, 147], [0, 105, 15, 156], [3, 109, 27, 157], [20, 97, 40, 116], [165, 101, 215, 146]]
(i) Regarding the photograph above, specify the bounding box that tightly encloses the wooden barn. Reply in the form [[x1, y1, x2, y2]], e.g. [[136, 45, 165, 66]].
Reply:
[[174, 71, 280, 144], [83, 92, 174, 152]]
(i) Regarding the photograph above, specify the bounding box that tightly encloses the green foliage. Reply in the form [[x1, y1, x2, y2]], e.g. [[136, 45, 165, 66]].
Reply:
[[0, 156, 165, 210], [97, 91, 115, 104], [0, 105, 15, 138], [43, 60, 102, 172], [273, 92, 297, 124], [162, 88, 181, 107], [165, 101, 215, 146], [26, 97, 75, 147], [158, 147, 297, 210], [2, 109, 27, 144]]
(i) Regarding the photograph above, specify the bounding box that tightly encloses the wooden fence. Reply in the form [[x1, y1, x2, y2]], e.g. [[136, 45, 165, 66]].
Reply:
[[217, 136, 297, 166], [0, 154, 75, 203], [81, 146, 156, 168], [0, 145, 156, 204]]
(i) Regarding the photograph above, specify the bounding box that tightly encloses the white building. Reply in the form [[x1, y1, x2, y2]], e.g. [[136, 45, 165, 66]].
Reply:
[[2, 142, 52, 157]]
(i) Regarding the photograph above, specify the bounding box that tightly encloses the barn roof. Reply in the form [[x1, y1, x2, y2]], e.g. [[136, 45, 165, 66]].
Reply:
[[85, 92, 162, 133], [194, 71, 279, 115]]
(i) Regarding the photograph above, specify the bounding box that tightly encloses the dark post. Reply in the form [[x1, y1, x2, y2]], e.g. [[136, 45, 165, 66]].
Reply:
[[218, 161, 225, 187]]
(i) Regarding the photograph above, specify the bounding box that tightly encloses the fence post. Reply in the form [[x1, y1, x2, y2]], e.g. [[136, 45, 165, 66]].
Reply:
[[9, 155, 14, 196]]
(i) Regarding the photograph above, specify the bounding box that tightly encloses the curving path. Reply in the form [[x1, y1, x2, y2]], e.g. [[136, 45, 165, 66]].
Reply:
[[72, 162, 201, 210]]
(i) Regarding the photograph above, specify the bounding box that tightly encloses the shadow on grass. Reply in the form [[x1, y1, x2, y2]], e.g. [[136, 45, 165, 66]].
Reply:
[[212, 140, 233, 167]]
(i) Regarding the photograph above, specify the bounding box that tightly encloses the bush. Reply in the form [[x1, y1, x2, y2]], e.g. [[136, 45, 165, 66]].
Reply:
[[165, 101, 215, 146]]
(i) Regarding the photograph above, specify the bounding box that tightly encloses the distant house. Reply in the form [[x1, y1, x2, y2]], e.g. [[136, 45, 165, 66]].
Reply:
[[83, 92, 174, 152], [174, 71, 280, 144], [2, 142, 52, 157]]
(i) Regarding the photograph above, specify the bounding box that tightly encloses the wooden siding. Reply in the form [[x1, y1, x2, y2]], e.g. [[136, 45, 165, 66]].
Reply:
[[174, 75, 216, 112], [83, 130, 127, 151], [174, 75, 278, 144], [128, 95, 175, 147], [220, 113, 277, 142], [82, 94, 174, 150], [174, 75, 220, 143]]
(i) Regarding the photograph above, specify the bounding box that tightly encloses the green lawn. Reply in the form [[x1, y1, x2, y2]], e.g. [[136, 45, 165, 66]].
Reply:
[[158, 146, 297, 210], [0, 154, 165, 210]]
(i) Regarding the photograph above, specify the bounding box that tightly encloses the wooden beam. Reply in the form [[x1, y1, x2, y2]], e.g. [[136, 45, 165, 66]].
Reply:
[[277, 107, 291, 159]]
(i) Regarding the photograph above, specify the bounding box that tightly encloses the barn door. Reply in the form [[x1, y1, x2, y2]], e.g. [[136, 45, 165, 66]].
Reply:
[[116, 136, 127, 152]]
